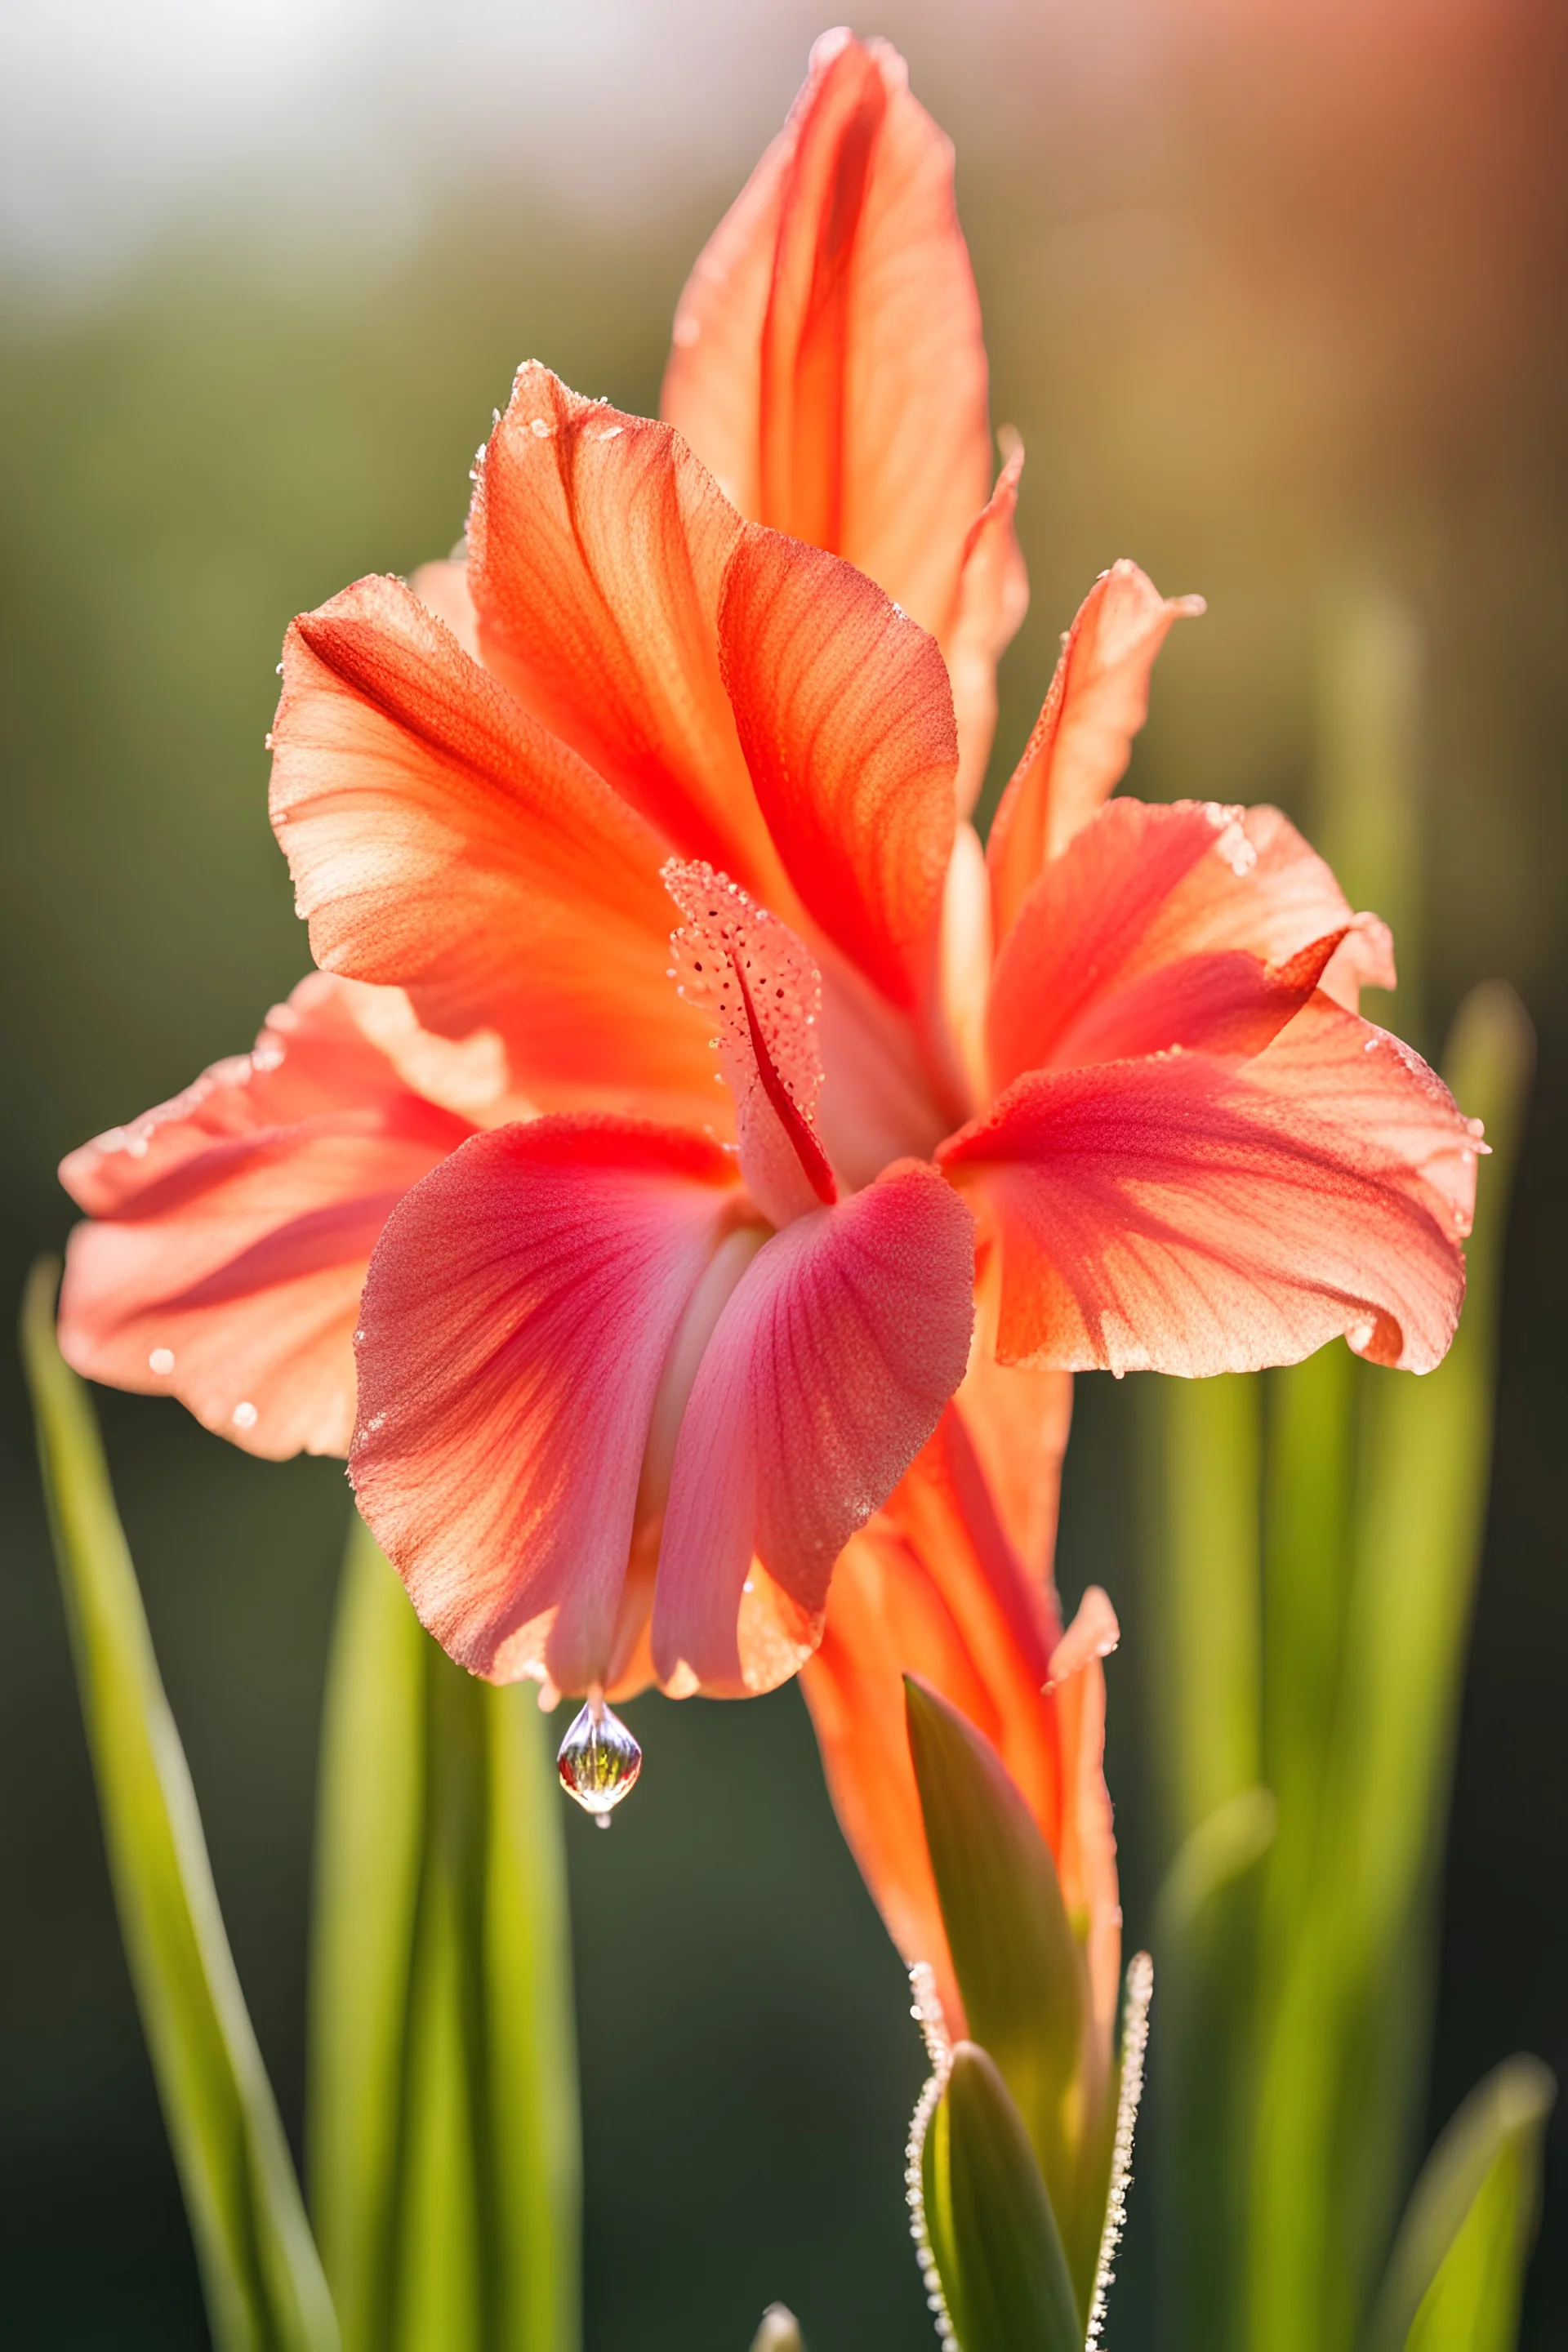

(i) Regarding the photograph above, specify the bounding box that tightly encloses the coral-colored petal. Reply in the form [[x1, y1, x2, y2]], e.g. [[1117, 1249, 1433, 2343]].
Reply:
[[272, 572, 719, 1127], [652, 1161, 976, 1695], [942, 995, 1477, 1375], [662, 31, 995, 644], [954, 1232, 1075, 1584], [468, 366, 789, 904], [57, 975, 470, 1459], [719, 526, 957, 1010], [987, 798, 1365, 1092], [987, 562, 1205, 939], [350, 1117, 742, 1690], [802, 1405, 1078, 2038], [407, 556, 479, 657], [1045, 1589, 1122, 2054], [947, 443, 1030, 813], [664, 858, 836, 1225]]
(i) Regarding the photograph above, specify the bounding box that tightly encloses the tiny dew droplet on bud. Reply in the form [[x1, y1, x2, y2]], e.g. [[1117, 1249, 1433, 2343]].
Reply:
[[557, 1697, 642, 1822]]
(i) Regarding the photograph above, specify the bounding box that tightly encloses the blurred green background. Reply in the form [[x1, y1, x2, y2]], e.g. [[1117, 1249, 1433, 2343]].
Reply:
[[2, 0, 1564, 2345]]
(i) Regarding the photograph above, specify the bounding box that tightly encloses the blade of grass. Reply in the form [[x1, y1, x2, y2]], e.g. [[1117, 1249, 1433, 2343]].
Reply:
[[1367, 2057, 1554, 2352], [1152, 1790, 1276, 2352], [306, 1514, 426, 2351], [20, 1258, 338, 2352], [1143, 1373, 1262, 1853], [1248, 983, 1534, 2352], [307, 1517, 580, 2352]]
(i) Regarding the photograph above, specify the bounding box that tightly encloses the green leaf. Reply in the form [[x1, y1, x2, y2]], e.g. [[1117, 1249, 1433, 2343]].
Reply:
[[904, 1677, 1084, 2224], [922, 2042, 1083, 2352], [307, 1515, 579, 2352], [20, 1259, 338, 2352], [1367, 2057, 1555, 2352], [1247, 982, 1535, 2352], [1142, 1371, 1263, 1851], [1152, 1791, 1276, 2352]]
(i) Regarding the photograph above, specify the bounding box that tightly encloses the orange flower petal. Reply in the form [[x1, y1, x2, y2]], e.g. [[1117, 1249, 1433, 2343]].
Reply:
[[57, 974, 470, 1459], [987, 798, 1363, 1092], [350, 1116, 742, 1692], [719, 526, 957, 1010], [802, 1404, 1094, 2042], [947, 441, 1030, 813], [942, 995, 1477, 1376], [469, 365, 788, 904], [652, 1161, 976, 1696], [954, 1233, 1075, 1584], [271, 572, 718, 1127], [1045, 1588, 1123, 2053], [662, 30, 996, 646], [987, 561, 1205, 939]]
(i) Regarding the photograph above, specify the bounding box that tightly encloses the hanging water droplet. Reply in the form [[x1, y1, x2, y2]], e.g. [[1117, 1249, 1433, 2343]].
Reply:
[[557, 1699, 642, 1821]]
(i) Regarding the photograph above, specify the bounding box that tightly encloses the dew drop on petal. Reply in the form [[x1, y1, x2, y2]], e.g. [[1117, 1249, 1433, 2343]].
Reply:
[[557, 1698, 642, 1820], [148, 1348, 175, 1376]]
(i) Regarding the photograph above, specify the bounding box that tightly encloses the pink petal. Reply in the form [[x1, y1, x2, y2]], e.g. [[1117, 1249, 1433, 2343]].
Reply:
[[987, 562, 1205, 938], [987, 799, 1361, 1093], [350, 1116, 745, 1690], [58, 974, 471, 1459], [664, 858, 836, 1226], [652, 1160, 976, 1695], [942, 995, 1477, 1376]]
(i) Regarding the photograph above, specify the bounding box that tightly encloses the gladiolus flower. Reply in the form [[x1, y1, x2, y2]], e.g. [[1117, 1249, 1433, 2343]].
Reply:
[[56, 45, 1480, 1714]]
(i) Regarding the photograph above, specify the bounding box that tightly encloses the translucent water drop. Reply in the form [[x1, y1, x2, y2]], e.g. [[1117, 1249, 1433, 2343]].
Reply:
[[557, 1699, 642, 1821]]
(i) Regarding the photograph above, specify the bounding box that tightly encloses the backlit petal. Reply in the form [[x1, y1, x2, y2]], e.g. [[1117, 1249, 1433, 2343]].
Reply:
[[350, 1117, 742, 1691], [942, 995, 1477, 1375], [719, 526, 957, 1010], [802, 1405, 1082, 2039], [58, 974, 470, 1459], [652, 1160, 976, 1695], [987, 562, 1205, 938], [272, 572, 716, 1126], [947, 441, 1029, 813], [1045, 1590, 1122, 2054], [665, 858, 836, 1226], [469, 366, 788, 901], [987, 798, 1361, 1092], [662, 30, 995, 643]]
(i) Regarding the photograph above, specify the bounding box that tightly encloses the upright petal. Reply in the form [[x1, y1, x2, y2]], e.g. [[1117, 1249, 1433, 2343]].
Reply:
[[947, 441, 1031, 812], [800, 1413, 1116, 2051], [719, 527, 957, 1011], [468, 366, 787, 902], [665, 858, 836, 1227], [987, 562, 1205, 939], [954, 1233, 1075, 1584], [1046, 1592, 1124, 2056], [349, 1117, 744, 1692], [272, 572, 717, 1126], [662, 30, 996, 644], [942, 996, 1478, 1376], [652, 1162, 976, 1695], [987, 798, 1365, 1094], [58, 975, 471, 1459]]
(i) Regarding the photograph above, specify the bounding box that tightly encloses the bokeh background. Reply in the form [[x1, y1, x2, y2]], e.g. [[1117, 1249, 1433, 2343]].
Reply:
[[2, 0, 1565, 2344]]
